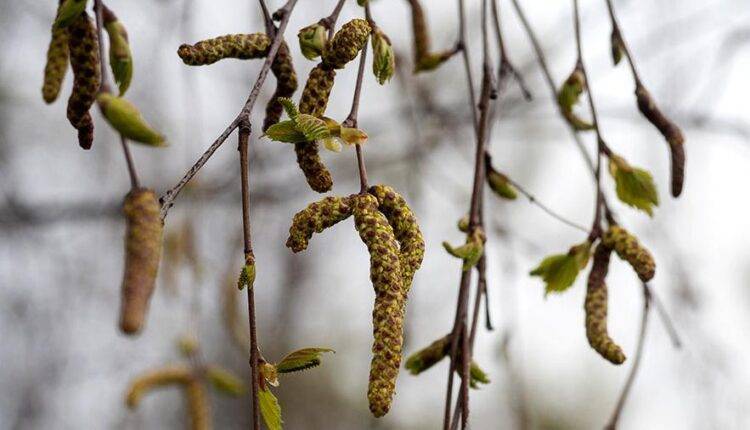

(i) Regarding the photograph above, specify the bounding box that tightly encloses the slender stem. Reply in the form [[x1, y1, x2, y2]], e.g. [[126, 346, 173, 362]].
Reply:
[[93, 0, 140, 189], [258, 0, 274, 35], [159, 0, 299, 220], [343, 14, 370, 193], [502, 174, 589, 233], [322, 0, 347, 39], [603, 0, 643, 85], [646, 283, 682, 348], [237, 121, 260, 430], [604, 283, 651, 430], [490, 0, 531, 100]]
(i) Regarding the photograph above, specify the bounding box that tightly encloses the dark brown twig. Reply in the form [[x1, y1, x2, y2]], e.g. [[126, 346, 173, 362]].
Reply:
[[604, 283, 651, 430], [321, 0, 347, 40], [159, 0, 298, 220]]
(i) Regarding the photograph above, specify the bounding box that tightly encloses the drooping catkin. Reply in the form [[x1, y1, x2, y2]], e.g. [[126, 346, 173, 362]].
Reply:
[[368, 185, 425, 296], [185, 379, 211, 430], [125, 365, 193, 408], [585, 244, 626, 365], [286, 195, 354, 252], [352, 194, 405, 417], [602, 225, 655, 283], [321, 19, 372, 70], [66, 12, 101, 149], [177, 33, 271, 65], [119, 189, 164, 335], [42, 23, 69, 104], [294, 64, 336, 192], [263, 41, 298, 131], [635, 85, 685, 197]]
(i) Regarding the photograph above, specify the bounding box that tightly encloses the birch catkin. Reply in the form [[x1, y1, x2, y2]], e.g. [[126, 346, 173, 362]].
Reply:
[[294, 64, 336, 192], [585, 244, 626, 365], [321, 19, 372, 70], [66, 12, 101, 149], [352, 194, 405, 417], [177, 33, 271, 65], [368, 185, 425, 296], [125, 365, 193, 408], [42, 24, 69, 104], [185, 379, 211, 430], [119, 189, 163, 335], [263, 41, 298, 131], [286, 195, 354, 252], [602, 225, 655, 283]]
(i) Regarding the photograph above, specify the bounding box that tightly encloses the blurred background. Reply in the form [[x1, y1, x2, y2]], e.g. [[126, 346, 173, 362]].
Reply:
[[1, 0, 749, 428]]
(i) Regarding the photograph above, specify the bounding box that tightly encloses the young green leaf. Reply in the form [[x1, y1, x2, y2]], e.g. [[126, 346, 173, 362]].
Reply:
[[295, 114, 331, 141], [469, 361, 490, 389], [405, 335, 451, 374], [258, 388, 283, 430], [557, 68, 594, 131], [265, 120, 307, 143], [237, 264, 256, 290], [276, 348, 335, 374], [206, 365, 246, 396], [105, 20, 133, 95], [97, 93, 166, 146], [278, 97, 299, 122], [443, 228, 485, 271], [486, 169, 518, 200], [609, 155, 659, 216], [530, 242, 591, 295]]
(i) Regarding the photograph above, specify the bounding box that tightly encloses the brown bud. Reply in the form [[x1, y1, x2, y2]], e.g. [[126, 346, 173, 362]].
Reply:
[[119, 189, 163, 335]]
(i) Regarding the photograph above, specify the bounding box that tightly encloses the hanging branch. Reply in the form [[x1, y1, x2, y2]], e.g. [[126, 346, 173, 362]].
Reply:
[[93, 0, 140, 189], [342, 18, 370, 193], [443, 0, 496, 428], [159, 0, 299, 220]]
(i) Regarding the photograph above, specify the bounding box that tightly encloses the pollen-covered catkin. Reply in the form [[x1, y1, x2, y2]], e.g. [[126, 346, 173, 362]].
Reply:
[[321, 19, 372, 69], [42, 24, 69, 104], [602, 225, 656, 283], [585, 244, 626, 365], [635, 85, 685, 197], [263, 41, 298, 131], [66, 12, 101, 149], [368, 185, 425, 295], [286, 196, 354, 252], [352, 194, 406, 417], [294, 64, 337, 192], [119, 189, 163, 335], [125, 365, 193, 408], [177, 33, 271, 65]]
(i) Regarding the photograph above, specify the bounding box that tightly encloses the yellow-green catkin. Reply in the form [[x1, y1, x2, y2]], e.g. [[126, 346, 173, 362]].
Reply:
[[125, 365, 193, 408], [286, 196, 354, 252], [119, 189, 164, 335], [602, 225, 655, 283], [66, 12, 101, 150], [294, 64, 337, 192], [42, 22, 69, 104], [352, 194, 405, 417], [186, 379, 211, 430], [585, 243, 626, 365], [177, 33, 271, 65], [368, 185, 425, 296], [321, 19, 372, 70], [263, 41, 298, 131]]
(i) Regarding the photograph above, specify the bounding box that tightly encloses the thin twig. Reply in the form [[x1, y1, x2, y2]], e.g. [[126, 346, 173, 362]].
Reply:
[[646, 283, 682, 348], [604, 283, 651, 430], [603, 0, 643, 86], [159, 0, 299, 220], [321, 0, 347, 40], [258, 0, 274, 35], [93, 0, 140, 189], [490, 0, 531, 100], [504, 175, 589, 233]]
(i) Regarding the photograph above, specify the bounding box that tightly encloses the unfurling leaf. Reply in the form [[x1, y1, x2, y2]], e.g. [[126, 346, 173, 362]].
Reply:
[[265, 120, 307, 143], [297, 23, 327, 60], [105, 20, 133, 95], [372, 30, 395, 85], [259, 362, 279, 387], [469, 362, 490, 389], [339, 127, 368, 145], [276, 348, 335, 374], [487, 169, 518, 200], [557, 67, 594, 131], [405, 335, 451, 374], [97, 93, 166, 146], [295, 114, 331, 141], [608, 154, 658, 216], [610, 30, 625, 66], [258, 388, 283, 430], [443, 228, 485, 271], [237, 264, 256, 290], [278, 97, 300, 122], [54, 0, 88, 29], [319, 137, 344, 152], [206, 366, 246, 396], [530, 241, 591, 295]]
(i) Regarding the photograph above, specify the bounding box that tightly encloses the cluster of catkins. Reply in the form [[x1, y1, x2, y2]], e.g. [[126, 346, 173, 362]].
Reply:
[[286, 185, 424, 417], [584, 225, 655, 364]]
